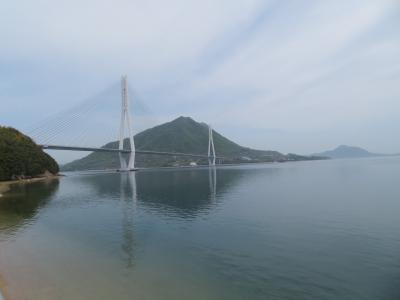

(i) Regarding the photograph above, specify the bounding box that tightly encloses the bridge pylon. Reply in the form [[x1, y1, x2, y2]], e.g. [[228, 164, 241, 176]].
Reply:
[[208, 124, 216, 166], [118, 75, 136, 171]]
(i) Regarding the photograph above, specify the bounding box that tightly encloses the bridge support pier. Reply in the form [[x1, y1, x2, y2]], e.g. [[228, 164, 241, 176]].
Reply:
[[118, 75, 137, 172]]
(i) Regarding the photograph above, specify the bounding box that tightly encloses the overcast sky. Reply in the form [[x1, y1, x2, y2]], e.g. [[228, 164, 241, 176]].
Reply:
[[1, 0, 399, 161]]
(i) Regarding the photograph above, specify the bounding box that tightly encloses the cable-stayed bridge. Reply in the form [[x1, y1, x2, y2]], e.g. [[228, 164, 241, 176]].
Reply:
[[31, 76, 218, 171]]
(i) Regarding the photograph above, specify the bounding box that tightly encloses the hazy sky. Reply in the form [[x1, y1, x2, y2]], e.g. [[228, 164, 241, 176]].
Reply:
[[1, 0, 399, 159]]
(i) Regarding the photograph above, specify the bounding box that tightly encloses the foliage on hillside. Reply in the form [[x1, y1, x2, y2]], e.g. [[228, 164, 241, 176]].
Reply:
[[134, 116, 241, 155], [62, 117, 320, 171], [0, 126, 59, 181]]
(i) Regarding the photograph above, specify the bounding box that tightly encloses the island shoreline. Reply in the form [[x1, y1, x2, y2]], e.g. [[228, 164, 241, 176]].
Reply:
[[0, 175, 61, 198]]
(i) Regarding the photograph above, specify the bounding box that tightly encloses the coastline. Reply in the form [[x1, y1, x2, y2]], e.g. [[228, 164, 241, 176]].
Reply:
[[0, 175, 61, 198]]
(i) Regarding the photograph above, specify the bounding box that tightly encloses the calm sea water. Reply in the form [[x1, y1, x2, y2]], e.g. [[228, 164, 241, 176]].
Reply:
[[1, 157, 400, 299]]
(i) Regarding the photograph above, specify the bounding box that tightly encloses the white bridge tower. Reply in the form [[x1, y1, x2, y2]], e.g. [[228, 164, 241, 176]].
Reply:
[[118, 75, 136, 171], [208, 125, 216, 166]]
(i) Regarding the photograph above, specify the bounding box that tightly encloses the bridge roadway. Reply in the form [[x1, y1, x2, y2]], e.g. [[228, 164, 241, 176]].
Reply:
[[41, 144, 221, 159]]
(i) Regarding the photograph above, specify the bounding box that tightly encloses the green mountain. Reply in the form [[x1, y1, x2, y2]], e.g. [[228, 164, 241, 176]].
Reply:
[[62, 116, 320, 171], [313, 145, 384, 159], [0, 126, 59, 181]]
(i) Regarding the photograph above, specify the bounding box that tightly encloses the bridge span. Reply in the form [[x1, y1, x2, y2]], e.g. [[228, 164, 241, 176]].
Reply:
[[36, 75, 217, 171], [41, 144, 221, 160]]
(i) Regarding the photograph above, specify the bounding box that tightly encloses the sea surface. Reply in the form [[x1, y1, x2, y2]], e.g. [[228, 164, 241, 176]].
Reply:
[[0, 157, 400, 299]]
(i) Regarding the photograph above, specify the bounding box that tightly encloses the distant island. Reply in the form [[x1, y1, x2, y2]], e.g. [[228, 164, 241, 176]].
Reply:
[[62, 117, 324, 171], [313, 145, 396, 159], [0, 126, 59, 182]]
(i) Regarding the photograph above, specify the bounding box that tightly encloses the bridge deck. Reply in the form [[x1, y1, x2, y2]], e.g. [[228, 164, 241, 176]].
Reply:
[[41, 145, 221, 159]]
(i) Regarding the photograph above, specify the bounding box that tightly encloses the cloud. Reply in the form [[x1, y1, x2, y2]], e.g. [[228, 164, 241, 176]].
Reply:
[[0, 0, 399, 158], [0, 0, 265, 75]]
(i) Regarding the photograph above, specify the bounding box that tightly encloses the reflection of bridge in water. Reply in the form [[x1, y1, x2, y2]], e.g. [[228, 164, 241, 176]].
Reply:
[[33, 76, 220, 171], [119, 166, 217, 268], [1, 165, 271, 272], [58, 165, 270, 269], [120, 173, 137, 268]]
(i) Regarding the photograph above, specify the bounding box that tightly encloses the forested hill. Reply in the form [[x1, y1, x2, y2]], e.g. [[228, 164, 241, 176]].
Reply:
[[313, 145, 384, 159], [0, 126, 59, 181], [62, 116, 322, 171]]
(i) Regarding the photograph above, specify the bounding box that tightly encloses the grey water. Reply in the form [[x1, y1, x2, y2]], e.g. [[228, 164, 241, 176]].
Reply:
[[1, 157, 400, 299]]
